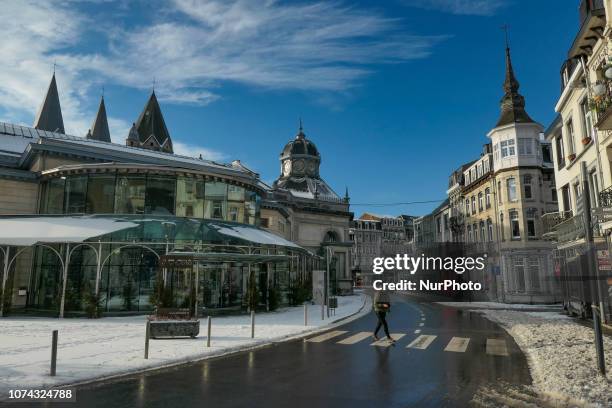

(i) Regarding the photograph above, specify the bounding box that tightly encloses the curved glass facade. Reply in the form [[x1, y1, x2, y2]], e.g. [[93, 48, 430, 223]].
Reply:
[[40, 173, 261, 225]]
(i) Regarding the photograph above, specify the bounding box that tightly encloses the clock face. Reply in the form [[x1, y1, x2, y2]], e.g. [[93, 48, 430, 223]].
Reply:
[[307, 161, 316, 175], [294, 159, 305, 172], [283, 161, 291, 176]]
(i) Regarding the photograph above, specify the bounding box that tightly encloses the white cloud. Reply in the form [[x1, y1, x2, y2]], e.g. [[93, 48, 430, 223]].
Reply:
[[0, 0, 445, 151], [402, 0, 509, 16], [173, 141, 227, 162]]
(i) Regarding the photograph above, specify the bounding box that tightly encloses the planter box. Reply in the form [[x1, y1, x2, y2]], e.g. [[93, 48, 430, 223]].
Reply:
[[149, 320, 200, 339]]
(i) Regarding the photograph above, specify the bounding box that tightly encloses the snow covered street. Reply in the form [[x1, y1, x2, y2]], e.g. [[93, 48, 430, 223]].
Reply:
[[476, 308, 612, 407], [0, 293, 368, 397]]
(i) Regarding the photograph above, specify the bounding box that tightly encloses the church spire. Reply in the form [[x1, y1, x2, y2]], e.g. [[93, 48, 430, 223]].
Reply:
[[129, 91, 173, 153], [33, 73, 65, 134], [87, 96, 111, 142], [495, 39, 535, 128]]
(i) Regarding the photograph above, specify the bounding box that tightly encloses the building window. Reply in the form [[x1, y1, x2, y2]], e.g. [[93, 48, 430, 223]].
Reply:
[[473, 223, 478, 242], [526, 208, 537, 238], [581, 98, 594, 142], [561, 184, 572, 212], [145, 176, 176, 215], [478, 192, 483, 212], [86, 175, 115, 214], [465, 199, 470, 215], [552, 189, 558, 202], [566, 119, 575, 155], [501, 139, 515, 158], [500, 212, 505, 241], [498, 181, 502, 204], [204, 181, 227, 220], [480, 221, 486, 243], [227, 185, 246, 223], [507, 178, 517, 202], [487, 219, 493, 241], [510, 210, 520, 239], [64, 175, 88, 214], [555, 135, 565, 168], [260, 217, 270, 228], [176, 178, 205, 218], [514, 256, 526, 292], [518, 138, 534, 155], [523, 175, 532, 199], [115, 175, 146, 214], [467, 225, 472, 242], [471, 196, 476, 213], [528, 257, 540, 290], [485, 188, 491, 208]]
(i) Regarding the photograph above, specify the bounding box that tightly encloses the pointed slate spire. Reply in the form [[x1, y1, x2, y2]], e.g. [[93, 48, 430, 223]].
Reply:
[[33, 73, 65, 134], [87, 96, 111, 142], [495, 45, 535, 128], [133, 91, 173, 153], [344, 186, 350, 203]]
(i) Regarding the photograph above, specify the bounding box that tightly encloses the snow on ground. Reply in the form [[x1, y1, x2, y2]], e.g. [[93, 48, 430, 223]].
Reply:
[[0, 293, 368, 397], [478, 309, 612, 408], [436, 301, 562, 311]]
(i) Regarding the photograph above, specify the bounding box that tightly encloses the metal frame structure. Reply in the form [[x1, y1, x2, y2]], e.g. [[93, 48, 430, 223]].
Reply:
[[0, 239, 318, 318]]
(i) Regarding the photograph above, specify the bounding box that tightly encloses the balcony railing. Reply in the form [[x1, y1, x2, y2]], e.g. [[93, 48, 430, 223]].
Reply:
[[542, 211, 574, 238], [591, 79, 612, 130], [599, 185, 612, 207]]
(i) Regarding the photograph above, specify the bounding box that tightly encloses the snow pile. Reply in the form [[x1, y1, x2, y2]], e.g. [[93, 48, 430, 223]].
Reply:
[[479, 309, 612, 407], [437, 301, 562, 311], [0, 294, 368, 397]]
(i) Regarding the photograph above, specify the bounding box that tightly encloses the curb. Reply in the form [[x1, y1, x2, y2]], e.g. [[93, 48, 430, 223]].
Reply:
[[32, 294, 371, 393]]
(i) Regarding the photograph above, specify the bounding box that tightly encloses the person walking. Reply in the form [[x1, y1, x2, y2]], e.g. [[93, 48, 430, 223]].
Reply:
[[373, 291, 395, 342]]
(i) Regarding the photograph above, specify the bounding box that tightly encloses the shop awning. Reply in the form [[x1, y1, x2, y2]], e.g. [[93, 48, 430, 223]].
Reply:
[[0, 216, 138, 246]]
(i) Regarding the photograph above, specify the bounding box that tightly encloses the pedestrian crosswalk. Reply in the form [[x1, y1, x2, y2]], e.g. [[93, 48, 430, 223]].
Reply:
[[307, 330, 512, 357]]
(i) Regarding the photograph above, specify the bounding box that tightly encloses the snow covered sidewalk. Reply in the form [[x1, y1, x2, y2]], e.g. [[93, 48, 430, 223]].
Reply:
[[0, 293, 368, 397], [478, 309, 612, 407]]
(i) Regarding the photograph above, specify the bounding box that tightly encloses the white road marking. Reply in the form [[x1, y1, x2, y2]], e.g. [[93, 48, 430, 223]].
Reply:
[[337, 332, 372, 345], [444, 337, 470, 353], [370, 333, 406, 347], [414, 329, 421, 334], [419, 323, 424, 327], [486, 339, 509, 356], [407, 335, 437, 350], [307, 330, 348, 343], [421, 317, 426, 321]]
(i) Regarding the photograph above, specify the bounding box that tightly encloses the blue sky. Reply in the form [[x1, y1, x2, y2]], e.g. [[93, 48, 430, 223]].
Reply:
[[0, 0, 577, 216]]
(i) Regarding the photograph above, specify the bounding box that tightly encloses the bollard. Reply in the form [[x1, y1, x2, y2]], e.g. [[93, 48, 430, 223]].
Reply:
[[251, 310, 255, 339], [304, 303, 308, 326], [144, 320, 150, 359], [50, 330, 58, 376], [321, 302, 324, 320], [206, 316, 211, 347]]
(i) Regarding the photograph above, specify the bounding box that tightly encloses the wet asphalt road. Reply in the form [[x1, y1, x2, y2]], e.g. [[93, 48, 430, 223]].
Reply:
[[20, 294, 532, 408]]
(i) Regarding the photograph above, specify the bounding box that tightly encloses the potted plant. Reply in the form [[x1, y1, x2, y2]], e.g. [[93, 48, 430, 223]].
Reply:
[[567, 153, 577, 162]]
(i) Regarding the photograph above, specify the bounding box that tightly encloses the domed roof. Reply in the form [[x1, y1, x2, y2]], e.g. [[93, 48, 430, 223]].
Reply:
[[281, 124, 320, 158]]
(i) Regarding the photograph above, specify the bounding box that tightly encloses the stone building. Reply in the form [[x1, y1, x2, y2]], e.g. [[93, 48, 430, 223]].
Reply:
[[0, 74, 322, 317], [348, 217, 382, 286], [544, 0, 612, 321], [485, 45, 560, 303], [261, 123, 354, 294]]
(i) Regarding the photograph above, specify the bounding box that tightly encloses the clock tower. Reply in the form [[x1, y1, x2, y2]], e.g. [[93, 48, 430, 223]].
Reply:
[[279, 121, 321, 179]]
